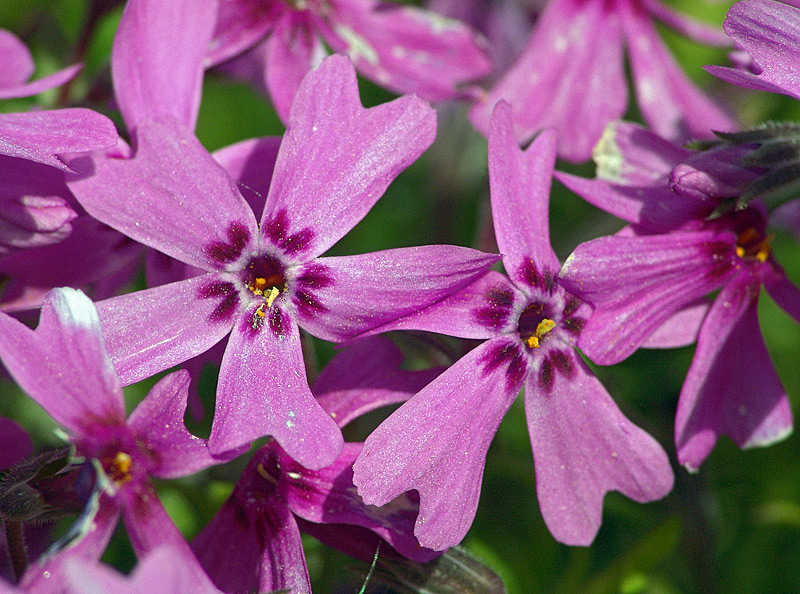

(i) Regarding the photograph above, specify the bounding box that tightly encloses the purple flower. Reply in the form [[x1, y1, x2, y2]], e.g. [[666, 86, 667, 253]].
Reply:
[[351, 104, 674, 549], [208, 0, 492, 121], [470, 0, 736, 162], [0, 288, 227, 591], [706, 0, 800, 100], [193, 336, 442, 594], [557, 122, 798, 470], [67, 54, 498, 470]]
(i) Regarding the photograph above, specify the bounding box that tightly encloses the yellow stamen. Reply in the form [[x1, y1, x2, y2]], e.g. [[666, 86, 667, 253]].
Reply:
[[536, 319, 556, 337], [105, 451, 133, 484], [525, 319, 556, 349], [265, 286, 280, 308]]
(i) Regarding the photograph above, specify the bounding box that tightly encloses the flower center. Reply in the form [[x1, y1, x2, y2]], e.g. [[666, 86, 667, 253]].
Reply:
[[243, 255, 287, 326], [517, 302, 557, 350], [735, 227, 772, 262], [103, 451, 133, 485]]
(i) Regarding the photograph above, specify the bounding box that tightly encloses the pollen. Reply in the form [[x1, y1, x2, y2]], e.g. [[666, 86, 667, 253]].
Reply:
[[105, 451, 133, 484], [265, 286, 280, 308], [526, 318, 556, 349], [736, 227, 772, 263]]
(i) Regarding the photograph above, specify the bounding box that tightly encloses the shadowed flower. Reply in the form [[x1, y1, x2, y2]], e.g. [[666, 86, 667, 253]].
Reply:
[[470, 0, 736, 162], [0, 288, 227, 592], [208, 0, 492, 121], [352, 103, 673, 549], [557, 121, 799, 470], [193, 336, 442, 594]]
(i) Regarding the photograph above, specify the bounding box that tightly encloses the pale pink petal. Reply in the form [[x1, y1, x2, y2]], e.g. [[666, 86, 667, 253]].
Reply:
[[212, 136, 282, 215], [0, 64, 82, 100], [207, 0, 282, 66], [318, 0, 491, 101], [0, 30, 33, 87], [642, 0, 731, 46], [640, 298, 710, 348], [525, 352, 673, 545]]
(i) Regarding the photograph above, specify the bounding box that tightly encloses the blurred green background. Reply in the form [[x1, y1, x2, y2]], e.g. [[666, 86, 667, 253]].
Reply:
[[1, 1, 799, 593]]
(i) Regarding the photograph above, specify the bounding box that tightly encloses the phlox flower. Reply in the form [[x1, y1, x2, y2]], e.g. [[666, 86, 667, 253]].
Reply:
[[351, 103, 673, 550], [557, 121, 800, 470], [67, 54, 498, 470], [207, 0, 492, 121], [193, 336, 442, 594], [0, 289, 226, 592], [469, 0, 736, 162]]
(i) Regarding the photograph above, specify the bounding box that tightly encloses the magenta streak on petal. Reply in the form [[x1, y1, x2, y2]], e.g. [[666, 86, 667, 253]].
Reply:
[[197, 280, 240, 323], [480, 339, 527, 391], [473, 286, 515, 332], [517, 257, 556, 294], [204, 221, 251, 266], [263, 208, 315, 257]]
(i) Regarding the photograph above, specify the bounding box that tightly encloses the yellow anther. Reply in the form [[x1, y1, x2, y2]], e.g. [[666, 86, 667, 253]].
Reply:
[[265, 286, 280, 308], [736, 246, 746, 258], [755, 235, 773, 262], [526, 336, 540, 349], [114, 452, 132, 475], [535, 319, 556, 337]]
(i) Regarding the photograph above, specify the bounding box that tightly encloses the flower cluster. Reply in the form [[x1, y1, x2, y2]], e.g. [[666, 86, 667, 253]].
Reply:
[[0, 0, 798, 592]]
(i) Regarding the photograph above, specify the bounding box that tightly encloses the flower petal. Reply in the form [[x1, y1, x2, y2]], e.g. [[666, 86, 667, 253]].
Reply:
[[297, 246, 499, 341], [262, 54, 436, 258], [94, 274, 235, 386], [0, 30, 33, 87], [313, 336, 443, 428], [65, 546, 222, 594], [353, 339, 520, 550], [120, 483, 197, 560], [112, 0, 217, 133], [640, 298, 710, 348], [525, 351, 673, 545], [207, 0, 281, 66], [318, 0, 491, 101], [192, 486, 310, 594], [489, 103, 560, 278], [0, 110, 118, 172], [764, 264, 800, 325], [20, 495, 121, 594], [676, 276, 793, 471], [622, 3, 735, 143], [0, 288, 124, 432], [212, 136, 282, 216], [210, 307, 343, 469], [353, 270, 522, 340], [67, 118, 259, 272], [0, 64, 82, 100], [278, 443, 438, 562], [560, 230, 739, 364], [641, 0, 731, 47], [470, 0, 627, 162], [265, 12, 326, 123], [127, 371, 228, 479], [705, 0, 800, 100]]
